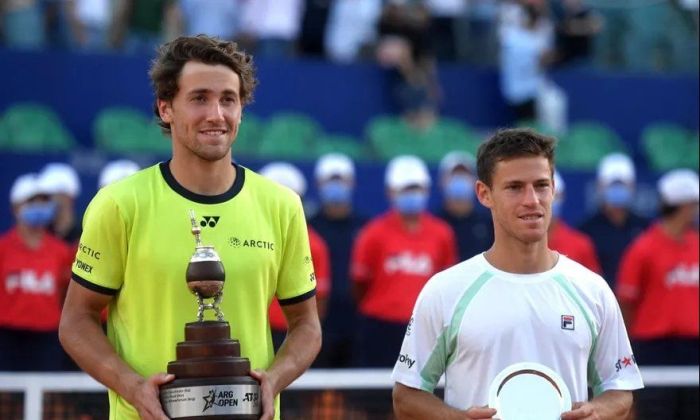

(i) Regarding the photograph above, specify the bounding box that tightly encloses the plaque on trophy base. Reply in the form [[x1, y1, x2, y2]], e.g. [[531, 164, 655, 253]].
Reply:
[[159, 210, 261, 419]]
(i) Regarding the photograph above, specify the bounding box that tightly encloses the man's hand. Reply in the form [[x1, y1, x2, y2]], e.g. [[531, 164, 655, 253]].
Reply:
[[250, 369, 276, 420], [128, 372, 174, 420], [464, 406, 497, 419], [561, 402, 602, 420]]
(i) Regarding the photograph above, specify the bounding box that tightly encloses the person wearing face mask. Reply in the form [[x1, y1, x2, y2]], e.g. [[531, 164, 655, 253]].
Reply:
[[350, 155, 457, 367], [616, 169, 699, 420], [38, 162, 83, 245], [548, 170, 601, 273], [436, 151, 494, 261], [309, 153, 368, 368], [0, 173, 73, 372], [579, 153, 650, 288]]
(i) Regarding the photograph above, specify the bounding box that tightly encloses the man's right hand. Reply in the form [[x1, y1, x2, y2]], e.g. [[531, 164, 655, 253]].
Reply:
[[464, 406, 497, 419], [129, 372, 175, 420]]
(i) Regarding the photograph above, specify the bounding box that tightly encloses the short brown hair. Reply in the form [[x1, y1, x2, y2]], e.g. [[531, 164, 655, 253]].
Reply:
[[476, 128, 556, 187], [149, 35, 258, 133]]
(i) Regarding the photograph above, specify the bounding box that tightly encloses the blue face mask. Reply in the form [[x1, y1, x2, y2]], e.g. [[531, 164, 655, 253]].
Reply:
[[394, 191, 429, 215], [552, 199, 564, 218], [444, 175, 474, 202], [18, 202, 56, 227], [319, 180, 352, 205], [603, 184, 633, 208]]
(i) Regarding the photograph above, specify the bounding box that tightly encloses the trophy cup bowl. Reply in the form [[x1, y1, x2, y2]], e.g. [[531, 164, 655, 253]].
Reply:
[[159, 212, 261, 419]]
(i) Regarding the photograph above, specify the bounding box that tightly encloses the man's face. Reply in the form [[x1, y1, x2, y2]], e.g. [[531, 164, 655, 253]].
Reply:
[[158, 61, 242, 162], [477, 156, 554, 244]]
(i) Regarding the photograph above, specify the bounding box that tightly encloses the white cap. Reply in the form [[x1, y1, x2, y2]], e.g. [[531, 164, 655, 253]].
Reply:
[[554, 170, 565, 195], [38, 162, 81, 197], [597, 153, 635, 186], [10, 173, 50, 205], [385, 155, 431, 190], [259, 162, 307, 196], [99, 160, 140, 188], [657, 169, 699, 205], [438, 151, 476, 177], [315, 153, 355, 181]]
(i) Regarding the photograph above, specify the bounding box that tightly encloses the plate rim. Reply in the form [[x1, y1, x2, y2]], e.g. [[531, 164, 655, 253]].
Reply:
[[487, 362, 572, 418]]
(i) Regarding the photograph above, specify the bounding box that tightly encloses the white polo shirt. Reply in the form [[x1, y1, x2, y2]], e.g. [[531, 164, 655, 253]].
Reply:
[[392, 253, 643, 409]]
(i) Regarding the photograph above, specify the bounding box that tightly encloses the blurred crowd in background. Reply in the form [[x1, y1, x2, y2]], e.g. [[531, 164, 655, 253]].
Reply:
[[1, 0, 698, 70]]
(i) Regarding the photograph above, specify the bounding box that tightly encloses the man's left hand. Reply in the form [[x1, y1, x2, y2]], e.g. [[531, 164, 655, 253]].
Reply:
[[250, 369, 276, 420], [561, 402, 602, 420]]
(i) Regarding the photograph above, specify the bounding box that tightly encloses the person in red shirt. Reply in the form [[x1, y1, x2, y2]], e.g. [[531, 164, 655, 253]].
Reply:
[[351, 155, 457, 367], [0, 173, 74, 371], [617, 169, 699, 420], [258, 162, 331, 351], [548, 170, 602, 273]]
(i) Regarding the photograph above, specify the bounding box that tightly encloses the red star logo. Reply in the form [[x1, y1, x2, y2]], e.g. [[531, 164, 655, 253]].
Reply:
[[622, 357, 632, 367]]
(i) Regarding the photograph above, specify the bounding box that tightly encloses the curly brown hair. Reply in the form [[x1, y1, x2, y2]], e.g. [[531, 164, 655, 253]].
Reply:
[[476, 128, 556, 187], [149, 35, 258, 133]]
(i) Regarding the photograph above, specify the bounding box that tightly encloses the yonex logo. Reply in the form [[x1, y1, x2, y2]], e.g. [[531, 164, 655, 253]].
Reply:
[[200, 216, 220, 228]]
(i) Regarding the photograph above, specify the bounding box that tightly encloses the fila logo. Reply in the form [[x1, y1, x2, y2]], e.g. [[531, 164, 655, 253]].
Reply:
[[200, 216, 220, 228], [561, 315, 575, 330]]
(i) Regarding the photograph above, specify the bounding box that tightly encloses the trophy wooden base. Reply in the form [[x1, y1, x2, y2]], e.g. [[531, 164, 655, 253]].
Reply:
[[160, 321, 261, 419]]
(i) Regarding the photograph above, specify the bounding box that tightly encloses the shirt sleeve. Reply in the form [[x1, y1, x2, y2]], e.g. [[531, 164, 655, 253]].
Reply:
[[71, 190, 128, 295], [615, 239, 647, 302], [275, 196, 316, 304], [391, 278, 448, 393], [309, 229, 330, 298], [589, 282, 644, 395]]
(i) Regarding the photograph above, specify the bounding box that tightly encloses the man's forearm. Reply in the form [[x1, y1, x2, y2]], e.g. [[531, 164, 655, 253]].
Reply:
[[59, 311, 144, 403], [590, 390, 633, 419], [393, 383, 471, 420], [265, 316, 321, 395]]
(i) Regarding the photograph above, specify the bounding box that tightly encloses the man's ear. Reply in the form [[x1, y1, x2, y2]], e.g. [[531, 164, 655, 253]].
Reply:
[[475, 180, 493, 209], [157, 99, 172, 124]]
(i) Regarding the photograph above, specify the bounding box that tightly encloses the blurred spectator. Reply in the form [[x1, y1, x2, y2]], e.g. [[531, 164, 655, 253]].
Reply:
[[298, 0, 330, 57], [38, 162, 82, 245], [98, 159, 140, 188], [258, 162, 330, 351], [309, 153, 368, 367], [324, 0, 382, 62], [549, 0, 602, 68], [548, 170, 601, 273], [423, 0, 468, 61], [624, 0, 699, 72], [238, 0, 304, 58], [0, 173, 73, 371], [109, 0, 178, 53], [460, 0, 499, 65], [65, 0, 112, 51], [436, 151, 493, 261], [350, 155, 457, 366], [376, 1, 440, 129], [579, 153, 649, 288], [1, 0, 46, 49], [172, 0, 241, 41], [498, 0, 554, 121], [617, 169, 698, 419]]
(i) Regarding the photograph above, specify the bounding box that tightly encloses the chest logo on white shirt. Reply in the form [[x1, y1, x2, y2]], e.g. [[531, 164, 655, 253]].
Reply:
[[384, 252, 433, 276], [561, 315, 575, 330]]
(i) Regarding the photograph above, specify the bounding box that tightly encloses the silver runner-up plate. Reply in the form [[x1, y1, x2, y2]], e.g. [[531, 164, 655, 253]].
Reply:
[[487, 362, 572, 420]]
